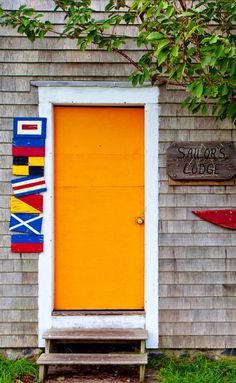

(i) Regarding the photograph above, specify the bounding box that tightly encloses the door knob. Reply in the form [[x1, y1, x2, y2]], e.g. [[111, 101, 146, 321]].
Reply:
[[136, 217, 144, 225]]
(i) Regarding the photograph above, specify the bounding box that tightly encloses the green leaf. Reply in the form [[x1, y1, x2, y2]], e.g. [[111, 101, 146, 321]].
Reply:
[[154, 39, 170, 57], [157, 49, 169, 65], [179, 11, 195, 17], [188, 81, 204, 98], [201, 55, 212, 68], [185, 25, 199, 40], [165, 5, 174, 18], [181, 96, 191, 109], [211, 85, 219, 97], [171, 45, 179, 57], [209, 35, 218, 44], [146, 32, 164, 41], [201, 104, 208, 115]]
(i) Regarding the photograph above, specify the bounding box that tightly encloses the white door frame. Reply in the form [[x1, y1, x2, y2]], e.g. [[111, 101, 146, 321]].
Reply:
[[36, 82, 159, 349]]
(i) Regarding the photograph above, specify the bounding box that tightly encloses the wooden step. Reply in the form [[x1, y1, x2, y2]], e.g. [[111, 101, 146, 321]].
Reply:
[[43, 328, 148, 341], [37, 352, 148, 366]]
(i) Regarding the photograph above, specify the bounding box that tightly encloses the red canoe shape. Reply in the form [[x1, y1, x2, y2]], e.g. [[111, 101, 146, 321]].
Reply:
[[193, 210, 236, 230]]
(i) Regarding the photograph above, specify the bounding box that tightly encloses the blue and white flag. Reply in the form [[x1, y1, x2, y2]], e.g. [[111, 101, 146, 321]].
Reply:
[[9, 213, 43, 235]]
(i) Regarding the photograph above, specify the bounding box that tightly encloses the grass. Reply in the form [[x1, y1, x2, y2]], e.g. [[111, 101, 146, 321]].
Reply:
[[149, 353, 236, 383], [1, 351, 236, 383], [0, 354, 38, 383]]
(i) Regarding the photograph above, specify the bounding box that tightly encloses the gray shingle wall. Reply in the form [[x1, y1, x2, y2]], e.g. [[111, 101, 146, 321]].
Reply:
[[0, 0, 235, 349]]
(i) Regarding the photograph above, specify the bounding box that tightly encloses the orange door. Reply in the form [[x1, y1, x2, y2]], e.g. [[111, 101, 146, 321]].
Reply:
[[54, 106, 144, 310]]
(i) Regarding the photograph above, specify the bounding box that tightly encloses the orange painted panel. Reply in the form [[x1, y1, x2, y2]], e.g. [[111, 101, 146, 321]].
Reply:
[[54, 106, 144, 310]]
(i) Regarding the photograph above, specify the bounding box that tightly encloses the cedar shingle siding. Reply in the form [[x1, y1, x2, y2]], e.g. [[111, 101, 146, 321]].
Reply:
[[0, 0, 235, 349]]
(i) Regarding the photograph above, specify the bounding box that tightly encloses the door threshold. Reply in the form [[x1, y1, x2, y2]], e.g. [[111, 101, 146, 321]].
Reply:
[[52, 310, 145, 316]]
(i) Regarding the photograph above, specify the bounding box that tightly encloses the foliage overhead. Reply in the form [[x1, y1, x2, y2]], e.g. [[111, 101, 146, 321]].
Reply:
[[0, 0, 235, 124]]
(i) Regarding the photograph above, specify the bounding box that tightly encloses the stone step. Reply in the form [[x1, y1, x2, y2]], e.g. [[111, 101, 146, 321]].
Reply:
[[43, 328, 148, 341]]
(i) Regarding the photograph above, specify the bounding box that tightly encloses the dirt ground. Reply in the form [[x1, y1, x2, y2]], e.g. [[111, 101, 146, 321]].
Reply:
[[45, 365, 157, 383]]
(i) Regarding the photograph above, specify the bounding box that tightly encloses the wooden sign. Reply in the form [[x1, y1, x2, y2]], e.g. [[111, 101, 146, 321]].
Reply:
[[167, 142, 236, 181]]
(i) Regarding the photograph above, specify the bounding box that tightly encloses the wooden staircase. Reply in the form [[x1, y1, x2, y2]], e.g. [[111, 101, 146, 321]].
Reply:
[[37, 328, 148, 382]]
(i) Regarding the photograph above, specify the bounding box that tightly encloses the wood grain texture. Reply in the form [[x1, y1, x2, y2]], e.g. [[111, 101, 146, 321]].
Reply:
[[43, 328, 148, 340], [168, 178, 235, 186], [167, 142, 236, 181], [37, 353, 148, 365]]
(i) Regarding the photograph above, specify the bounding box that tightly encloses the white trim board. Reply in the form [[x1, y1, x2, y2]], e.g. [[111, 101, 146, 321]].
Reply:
[[37, 84, 159, 349]]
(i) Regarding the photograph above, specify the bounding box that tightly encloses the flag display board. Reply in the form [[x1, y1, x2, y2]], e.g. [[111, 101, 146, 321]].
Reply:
[[10, 117, 47, 254], [11, 234, 44, 253], [10, 213, 43, 235]]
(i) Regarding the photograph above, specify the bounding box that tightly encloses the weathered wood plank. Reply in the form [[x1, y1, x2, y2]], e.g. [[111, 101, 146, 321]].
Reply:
[[0, 169, 12, 181], [159, 220, 236, 234], [0, 284, 38, 297], [159, 259, 236, 272], [0, 234, 10, 247], [159, 128, 232, 141], [160, 233, 236, 246], [0, 63, 134, 77], [0, 335, 37, 347], [0, 37, 140, 50], [0, 322, 37, 335], [159, 207, 187, 220], [159, 194, 236, 207], [43, 328, 147, 340], [159, 181, 236, 194], [0, 297, 37, 309], [159, 335, 225, 348], [159, 309, 236, 323], [13, 260, 38, 272], [0, 196, 10, 208], [37, 353, 148, 365], [0, 261, 13, 272], [0, 208, 10, 221], [160, 322, 236, 336], [159, 297, 236, 310], [1, 309, 38, 322], [159, 116, 232, 130], [0, 92, 38, 105], [168, 178, 235, 186], [160, 284, 236, 297], [159, 272, 236, 284], [0, 157, 12, 169], [0, 273, 37, 285], [0, 50, 144, 64], [0, 105, 37, 118], [0, 24, 139, 38], [159, 246, 236, 259]]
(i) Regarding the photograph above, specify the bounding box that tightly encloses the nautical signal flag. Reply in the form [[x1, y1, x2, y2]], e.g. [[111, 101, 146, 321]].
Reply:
[[12, 138, 45, 157], [11, 234, 44, 253], [12, 157, 45, 176], [10, 213, 43, 235], [11, 176, 47, 197], [13, 117, 46, 138], [10, 195, 43, 214]]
